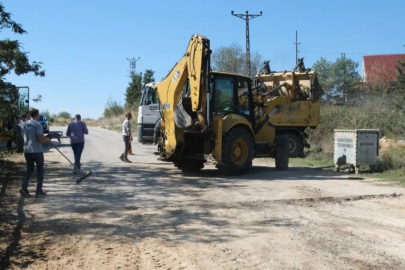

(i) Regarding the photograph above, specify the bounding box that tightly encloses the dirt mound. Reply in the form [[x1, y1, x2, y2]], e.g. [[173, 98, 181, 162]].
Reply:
[[379, 137, 405, 154]]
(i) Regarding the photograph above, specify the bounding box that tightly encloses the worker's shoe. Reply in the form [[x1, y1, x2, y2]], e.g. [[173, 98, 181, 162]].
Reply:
[[123, 158, 132, 163], [119, 155, 124, 162], [35, 190, 47, 197], [19, 188, 32, 198]]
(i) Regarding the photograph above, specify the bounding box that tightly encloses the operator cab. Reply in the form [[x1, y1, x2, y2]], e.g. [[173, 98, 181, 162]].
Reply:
[[211, 72, 254, 124]]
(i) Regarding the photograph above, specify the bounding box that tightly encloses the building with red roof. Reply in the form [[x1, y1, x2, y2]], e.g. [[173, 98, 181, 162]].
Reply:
[[362, 54, 405, 83]]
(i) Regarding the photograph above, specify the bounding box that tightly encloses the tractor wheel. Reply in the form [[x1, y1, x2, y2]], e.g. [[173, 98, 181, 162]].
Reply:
[[219, 127, 254, 175], [275, 135, 289, 171], [174, 159, 205, 173], [285, 133, 303, 158]]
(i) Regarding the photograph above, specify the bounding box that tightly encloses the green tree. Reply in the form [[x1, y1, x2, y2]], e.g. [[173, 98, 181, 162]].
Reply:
[[58, 111, 71, 119], [125, 69, 156, 108], [312, 57, 335, 100], [212, 43, 263, 77], [125, 72, 143, 108], [312, 54, 361, 101], [143, 69, 155, 84], [103, 97, 124, 118], [334, 54, 361, 102], [0, 3, 45, 121]]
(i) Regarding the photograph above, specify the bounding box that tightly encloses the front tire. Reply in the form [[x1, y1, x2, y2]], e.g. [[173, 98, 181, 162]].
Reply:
[[219, 127, 254, 175]]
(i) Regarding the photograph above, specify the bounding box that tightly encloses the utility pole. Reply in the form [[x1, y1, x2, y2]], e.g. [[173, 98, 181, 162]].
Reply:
[[231, 10, 262, 76], [127, 57, 140, 77], [341, 53, 349, 103], [293, 30, 301, 64]]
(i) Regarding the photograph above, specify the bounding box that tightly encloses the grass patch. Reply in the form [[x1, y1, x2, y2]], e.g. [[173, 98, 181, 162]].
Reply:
[[363, 169, 405, 186], [289, 145, 334, 170], [289, 157, 332, 170], [363, 147, 405, 186]]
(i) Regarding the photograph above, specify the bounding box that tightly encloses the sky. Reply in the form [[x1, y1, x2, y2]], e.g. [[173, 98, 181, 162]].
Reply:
[[3, 0, 405, 119]]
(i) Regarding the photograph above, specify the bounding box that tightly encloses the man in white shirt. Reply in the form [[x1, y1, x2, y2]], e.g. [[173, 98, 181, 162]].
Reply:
[[120, 112, 133, 163], [19, 108, 51, 197]]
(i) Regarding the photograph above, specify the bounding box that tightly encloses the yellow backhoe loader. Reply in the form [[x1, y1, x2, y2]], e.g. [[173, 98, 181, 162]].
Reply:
[[155, 34, 323, 174], [248, 58, 324, 157]]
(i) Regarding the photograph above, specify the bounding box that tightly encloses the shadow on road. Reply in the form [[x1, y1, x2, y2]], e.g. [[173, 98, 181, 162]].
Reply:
[[16, 158, 356, 247], [0, 196, 26, 268]]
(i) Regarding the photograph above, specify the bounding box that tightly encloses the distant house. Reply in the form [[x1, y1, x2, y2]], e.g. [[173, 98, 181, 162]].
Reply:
[[362, 54, 405, 83]]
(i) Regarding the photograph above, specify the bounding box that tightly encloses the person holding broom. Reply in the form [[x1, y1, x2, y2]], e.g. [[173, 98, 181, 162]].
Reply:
[[19, 108, 51, 197]]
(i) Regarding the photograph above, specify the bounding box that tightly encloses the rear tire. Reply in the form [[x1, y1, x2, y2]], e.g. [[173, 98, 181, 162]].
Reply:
[[285, 133, 303, 158], [275, 135, 289, 170], [174, 159, 205, 173], [219, 127, 254, 175]]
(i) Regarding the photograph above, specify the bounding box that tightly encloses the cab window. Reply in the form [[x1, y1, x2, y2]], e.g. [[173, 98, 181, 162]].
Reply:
[[212, 77, 235, 115], [143, 87, 158, 105], [236, 77, 250, 115]]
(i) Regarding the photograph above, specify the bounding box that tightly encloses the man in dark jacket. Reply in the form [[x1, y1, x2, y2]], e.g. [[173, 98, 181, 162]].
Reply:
[[66, 114, 89, 173]]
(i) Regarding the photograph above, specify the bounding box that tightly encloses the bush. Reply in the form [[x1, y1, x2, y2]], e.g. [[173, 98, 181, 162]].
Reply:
[[42, 109, 55, 123], [42, 109, 51, 119], [58, 111, 71, 119], [104, 97, 124, 118], [308, 92, 405, 157], [377, 147, 405, 171]]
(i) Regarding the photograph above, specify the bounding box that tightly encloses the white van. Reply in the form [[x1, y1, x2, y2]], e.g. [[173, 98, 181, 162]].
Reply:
[[137, 83, 161, 143]]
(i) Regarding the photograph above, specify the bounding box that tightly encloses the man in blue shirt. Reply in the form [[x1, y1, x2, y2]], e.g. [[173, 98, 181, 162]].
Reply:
[[20, 108, 51, 197], [66, 114, 89, 173]]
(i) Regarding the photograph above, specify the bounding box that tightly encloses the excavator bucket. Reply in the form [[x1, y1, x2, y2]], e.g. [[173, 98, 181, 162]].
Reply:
[[255, 59, 324, 103], [259, 70, 323, 103]]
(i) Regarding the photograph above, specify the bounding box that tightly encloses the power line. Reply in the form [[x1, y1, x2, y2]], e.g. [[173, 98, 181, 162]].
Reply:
[[231, 10, 262, 76], [301, 44, 405, 55], [300, 51, 364, 55]]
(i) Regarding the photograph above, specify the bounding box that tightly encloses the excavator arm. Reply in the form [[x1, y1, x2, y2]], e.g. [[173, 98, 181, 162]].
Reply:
[[156, 34, 211, 160]]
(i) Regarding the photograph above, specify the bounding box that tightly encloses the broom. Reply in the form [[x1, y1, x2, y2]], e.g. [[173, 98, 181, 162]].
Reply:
[[51, 144, 93, 184]]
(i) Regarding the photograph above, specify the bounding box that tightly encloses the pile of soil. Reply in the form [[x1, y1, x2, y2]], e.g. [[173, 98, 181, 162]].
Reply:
[[379, 137, 405, 154]]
